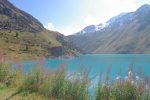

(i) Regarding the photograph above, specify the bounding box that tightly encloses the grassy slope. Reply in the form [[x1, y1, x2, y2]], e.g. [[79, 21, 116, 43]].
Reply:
[[0, 29, 63, 60], [0, 87, 46, 100]]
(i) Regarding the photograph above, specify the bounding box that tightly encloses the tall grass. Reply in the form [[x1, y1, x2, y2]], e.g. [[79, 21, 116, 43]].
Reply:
[[0, 62, 16, 87], [96, 65, 150, 100], [17, 62, 90, 100], [0, 57, 150, 100]]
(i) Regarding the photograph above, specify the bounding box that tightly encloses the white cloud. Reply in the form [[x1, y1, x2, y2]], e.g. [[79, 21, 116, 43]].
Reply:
[[81, 0, 145, 32], [57, 26, 81, 35], [85, 0, 144, 23], [45, 23, 85, 36], [44, 22, 57, 31], [84, 16, 101, 25]]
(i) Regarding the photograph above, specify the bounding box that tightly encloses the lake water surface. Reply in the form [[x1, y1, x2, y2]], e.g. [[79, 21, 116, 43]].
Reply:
[[18, 54, 150, 82]]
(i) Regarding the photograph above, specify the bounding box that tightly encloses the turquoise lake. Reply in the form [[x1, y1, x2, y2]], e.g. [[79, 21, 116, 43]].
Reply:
[[13, 54, 150, 96], [15, 54, 150, 83]]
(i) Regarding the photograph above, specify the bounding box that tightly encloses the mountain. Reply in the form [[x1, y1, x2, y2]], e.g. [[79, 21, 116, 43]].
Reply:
[[76, 25, 97, 35], [68, 4, 150, 54], [0, 0, 78, 60]]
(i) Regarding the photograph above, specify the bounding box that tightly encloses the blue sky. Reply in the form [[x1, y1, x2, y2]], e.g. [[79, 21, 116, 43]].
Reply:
[[9, 0, 150, 35]]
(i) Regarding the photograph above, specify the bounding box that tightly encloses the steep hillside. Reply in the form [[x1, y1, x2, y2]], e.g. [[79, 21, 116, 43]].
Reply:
[[68, 4, 150, 54], [0, 0, 77, 60]]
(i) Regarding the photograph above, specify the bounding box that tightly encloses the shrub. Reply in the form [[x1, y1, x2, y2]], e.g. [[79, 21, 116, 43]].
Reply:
[[0, 63, 15, 87], [95, 66, 150, 100], [0, 82, 7, 89], [18, 66, 44, 92]]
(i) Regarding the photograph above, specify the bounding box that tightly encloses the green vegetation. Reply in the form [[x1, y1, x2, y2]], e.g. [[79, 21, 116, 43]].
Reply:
[[0, 29, 78, 60], [95, 67, 150, 100], [0, 29, 61, 60], [0, 60, 150, 100]]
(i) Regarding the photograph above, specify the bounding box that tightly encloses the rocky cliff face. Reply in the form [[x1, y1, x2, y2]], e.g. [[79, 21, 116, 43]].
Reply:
[[0, 0, 44, 32]]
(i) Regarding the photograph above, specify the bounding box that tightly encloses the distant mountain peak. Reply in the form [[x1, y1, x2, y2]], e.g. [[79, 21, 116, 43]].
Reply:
[[139, 4, 150, 8], [77, 25, 96, 35], [136, 4, 150, 13]]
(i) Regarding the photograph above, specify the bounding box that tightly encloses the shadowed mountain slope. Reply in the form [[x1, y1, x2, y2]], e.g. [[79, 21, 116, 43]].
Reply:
[[68, 4, 150, 54]]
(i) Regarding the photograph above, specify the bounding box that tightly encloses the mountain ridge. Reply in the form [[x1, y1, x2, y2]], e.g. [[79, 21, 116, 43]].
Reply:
[[68, 4, 150, 54], [0, 0, 78, 60]]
